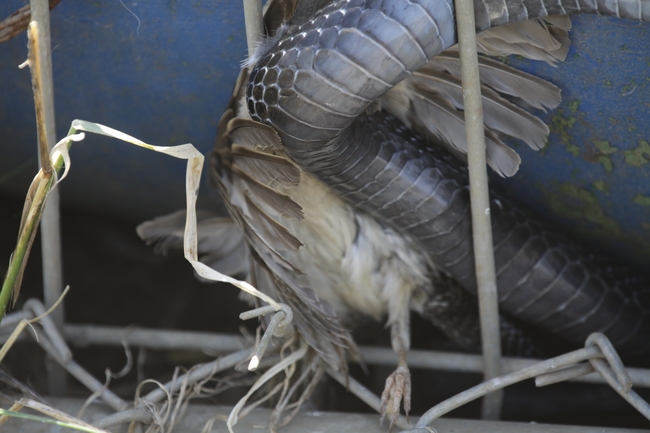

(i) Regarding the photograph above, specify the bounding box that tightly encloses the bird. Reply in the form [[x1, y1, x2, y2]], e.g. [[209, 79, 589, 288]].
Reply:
[[138, 0, 578, 426], [138, 2, 570, 423]]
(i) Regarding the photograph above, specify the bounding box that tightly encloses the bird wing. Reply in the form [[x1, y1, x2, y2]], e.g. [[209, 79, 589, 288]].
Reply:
[[475, 16, 572, 66], [210, 69, 359, 371], [380, 17, 568, 177], [136, 209, 251, 280]]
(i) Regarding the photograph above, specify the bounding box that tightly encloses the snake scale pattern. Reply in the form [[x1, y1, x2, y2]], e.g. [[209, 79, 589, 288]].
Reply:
[[245, 0, 650, 357]]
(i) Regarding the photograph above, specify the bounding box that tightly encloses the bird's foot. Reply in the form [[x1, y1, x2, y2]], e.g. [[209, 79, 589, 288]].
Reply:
[[380, 361, 411, 430]]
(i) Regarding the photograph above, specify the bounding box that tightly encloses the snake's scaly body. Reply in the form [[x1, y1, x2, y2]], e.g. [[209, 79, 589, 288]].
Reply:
[[246, 0, 650, 357]]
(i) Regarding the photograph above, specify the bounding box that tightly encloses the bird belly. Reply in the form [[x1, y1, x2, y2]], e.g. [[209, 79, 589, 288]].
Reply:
[[273, 170, 432, 326]]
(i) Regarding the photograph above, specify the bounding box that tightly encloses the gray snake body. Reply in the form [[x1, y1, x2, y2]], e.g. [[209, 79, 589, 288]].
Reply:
[[246, 0, 650, 356]]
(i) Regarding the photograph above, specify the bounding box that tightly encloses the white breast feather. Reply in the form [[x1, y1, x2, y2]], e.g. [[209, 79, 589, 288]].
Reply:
[[274, 170, 432, 324]]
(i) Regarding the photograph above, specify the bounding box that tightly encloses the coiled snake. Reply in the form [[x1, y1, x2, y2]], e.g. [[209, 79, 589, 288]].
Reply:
[[246, 0, 650, 360]]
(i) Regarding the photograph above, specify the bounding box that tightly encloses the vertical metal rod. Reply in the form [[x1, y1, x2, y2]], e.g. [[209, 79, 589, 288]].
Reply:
[[30, 0, 67, 396], [453, 0, 503, 420], [242, 0, 263, 60]]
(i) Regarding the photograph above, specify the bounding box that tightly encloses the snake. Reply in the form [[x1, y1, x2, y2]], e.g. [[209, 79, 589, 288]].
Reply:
[[244, 0, 650, 359]]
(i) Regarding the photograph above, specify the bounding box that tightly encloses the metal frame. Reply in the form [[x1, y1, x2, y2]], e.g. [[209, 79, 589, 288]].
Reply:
[[13, 0, 650, 431], [453, 0, 503, 419], [3, 304, 650, 431], [29, 0, 66, 396]]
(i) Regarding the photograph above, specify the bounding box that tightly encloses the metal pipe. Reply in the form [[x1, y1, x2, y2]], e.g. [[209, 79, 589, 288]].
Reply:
[[30, 0, 66, 397], [454, 0, 503, 420], [63, 324, 244, 353], [30, 0, 62, 323], [24, 298, 71, 362], [414, 346, 602, 428], [11, 398, 650, 433], [31, 327, 128, 411], [53, 326, 650, 389], [242, 0, 263, 60], [0, 311, 32, 328], [358, 347, 650, 388], [141, 348, 252, 404], [94, 409, 153, 429]]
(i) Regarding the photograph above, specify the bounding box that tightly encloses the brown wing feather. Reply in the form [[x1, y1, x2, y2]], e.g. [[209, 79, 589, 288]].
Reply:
[[228, 117, 283, 150], [475, 17, 571, 66], [425, 52, 562, 111], [410, 71, 550, 150], [409, 90, 521, 177], [232, 165, 304, 220], [380, 17, 568, 176], [210, 66, 356, 371], [231, 144, 301, 186]]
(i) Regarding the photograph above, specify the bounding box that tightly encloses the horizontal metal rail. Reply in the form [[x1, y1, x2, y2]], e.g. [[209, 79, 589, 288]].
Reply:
[[3, 318, 648, 389], [63, 324, 245, 353], [4, 302, 650, 431], [8, 398, 648, 433]]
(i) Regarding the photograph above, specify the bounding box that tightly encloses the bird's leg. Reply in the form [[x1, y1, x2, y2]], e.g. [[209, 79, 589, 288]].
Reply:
[[380, 309, 411, 429]]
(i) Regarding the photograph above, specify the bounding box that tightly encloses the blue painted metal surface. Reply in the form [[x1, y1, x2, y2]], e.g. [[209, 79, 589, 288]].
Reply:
[[492, 15, 650, 269], [0, 5, 648, 266], [0, 0, 247, 220]]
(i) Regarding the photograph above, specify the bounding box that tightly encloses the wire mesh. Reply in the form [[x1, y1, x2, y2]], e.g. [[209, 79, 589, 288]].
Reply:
[[2, 0, 650, 432]]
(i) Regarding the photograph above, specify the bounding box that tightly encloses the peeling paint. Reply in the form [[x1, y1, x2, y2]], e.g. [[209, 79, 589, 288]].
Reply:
[[592, 140, 618, 172], [624, 140, 650, 167], [567, 100, 581, 113], [544, 182, 620, 235], [550, 104, 581, 157], [592, 180, 609, 193], [633, 194, 650, 206], [621, 79, 638, 96]]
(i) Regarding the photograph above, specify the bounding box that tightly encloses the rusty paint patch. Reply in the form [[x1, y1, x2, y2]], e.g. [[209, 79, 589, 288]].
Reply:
[[624, 140, 650, 167], [592, 140, 618, 173], [544, 182, 621, 235], [550, 102, 581, 157], [592, 180, 609, 193], [633, 194, 650, 206]]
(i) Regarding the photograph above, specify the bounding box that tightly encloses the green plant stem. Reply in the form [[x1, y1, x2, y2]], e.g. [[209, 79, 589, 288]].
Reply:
[[0, 176, 52, 310], [0, 126, 76, 322], [0, 409, 105, 432]]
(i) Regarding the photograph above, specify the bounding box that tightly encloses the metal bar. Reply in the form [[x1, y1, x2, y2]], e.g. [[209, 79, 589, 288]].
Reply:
[[141, 348, 252, 405], [30, 0, 62, 323], [454, 0, 503, 420], [31, 327, 128, 411], [0, 311, 32, 328], [63, 324, 244, 353], [95, 409, 153, 429], [49, 326, 650, 389], [24, 299, 71, 362], [30, 0, 66, 397], [359, 347, 650, 388], [414, 346, 602, 427], [9, 398, 649, 433], [242, 0, 263, 60], [589, 358, 650, 420]]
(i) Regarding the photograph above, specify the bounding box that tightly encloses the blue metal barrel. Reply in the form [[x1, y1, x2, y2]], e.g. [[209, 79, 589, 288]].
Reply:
[[0, 3, 648, 267], [494, 15, 650, 269], [0, 0, 247, 220]]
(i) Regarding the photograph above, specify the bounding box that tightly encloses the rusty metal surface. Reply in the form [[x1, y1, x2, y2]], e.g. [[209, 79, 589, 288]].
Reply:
[[492, 15, 650, 269]]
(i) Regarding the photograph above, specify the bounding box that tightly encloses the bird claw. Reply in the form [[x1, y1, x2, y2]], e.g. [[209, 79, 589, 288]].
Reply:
[[380, 363, 411, 430]]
